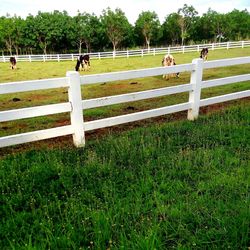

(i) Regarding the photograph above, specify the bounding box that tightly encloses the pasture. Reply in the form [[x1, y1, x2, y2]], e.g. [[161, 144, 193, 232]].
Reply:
[[0, 48, 250, 153], [0, 48, 249, 249]]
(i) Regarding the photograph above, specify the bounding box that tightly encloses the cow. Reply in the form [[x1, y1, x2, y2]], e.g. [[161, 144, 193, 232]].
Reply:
[[75, 54, 90, 71], [162, 54, 179, 79], [10, 56, 17, 70], [200, 48, 208, 60]]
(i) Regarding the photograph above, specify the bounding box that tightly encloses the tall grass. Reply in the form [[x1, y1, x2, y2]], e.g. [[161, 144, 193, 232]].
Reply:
[[0, 103, 249, 249]]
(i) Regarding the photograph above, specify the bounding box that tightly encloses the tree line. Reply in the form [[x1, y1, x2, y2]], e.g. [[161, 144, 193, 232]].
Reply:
[[0, 4, 249, 55]]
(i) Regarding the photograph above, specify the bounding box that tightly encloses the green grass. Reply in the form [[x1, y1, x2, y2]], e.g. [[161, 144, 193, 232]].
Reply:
[[0, 48, 249, 249], [0, 103, 249, 249]]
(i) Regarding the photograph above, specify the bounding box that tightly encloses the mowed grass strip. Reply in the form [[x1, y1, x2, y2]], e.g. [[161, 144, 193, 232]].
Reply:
[[0, 103, 249, 249], [0, 47, 249, 140]]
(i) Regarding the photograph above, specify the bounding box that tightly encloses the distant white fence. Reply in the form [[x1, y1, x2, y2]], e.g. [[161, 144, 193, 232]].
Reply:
[[1, 41, 250, 63], [0, 57, 250, 148]]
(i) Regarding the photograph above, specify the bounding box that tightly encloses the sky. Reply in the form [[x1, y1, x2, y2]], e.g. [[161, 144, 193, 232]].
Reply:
[[1, 0, 249, 24]]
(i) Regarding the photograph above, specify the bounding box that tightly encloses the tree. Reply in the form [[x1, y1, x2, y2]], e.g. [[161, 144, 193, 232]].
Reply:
[[212, 12, 227, 42], [192, 10, 215, 42], [226, 9, 250, 40], [49, 10, 72, 53], [32, 11, 71, 54], [101, 8, 131, 52], [0, 17, 6, 52], [178, 4, 198, 45], [0, 16, 16, 54], [12, 16, 26, 55], [72, 12, 103, 53], [161, 13, 181, 45], [134, 11, 160, 50], [33, 12, 52, 54], [23, 15, 40, 54]]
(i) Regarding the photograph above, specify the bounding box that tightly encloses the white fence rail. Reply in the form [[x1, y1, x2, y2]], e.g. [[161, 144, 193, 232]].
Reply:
[[0, 57, 250, 148], [1, 41, 250, 63]]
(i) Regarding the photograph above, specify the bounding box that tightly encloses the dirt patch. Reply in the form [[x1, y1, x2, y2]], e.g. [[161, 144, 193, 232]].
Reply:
[[12, 97, 21, 102], [125, 106, 137, 111]]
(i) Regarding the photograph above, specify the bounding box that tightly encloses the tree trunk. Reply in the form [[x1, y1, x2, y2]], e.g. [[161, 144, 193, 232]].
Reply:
[[86, 42, 90, 53], [5, 39, 12, 55], [43, 42, 47, 55], [14, 45, 19, 55], [146, 37, 150, 52], [112, 41, 116, 52], [78, 42, 82, 54], [181, 27, 185, 46]]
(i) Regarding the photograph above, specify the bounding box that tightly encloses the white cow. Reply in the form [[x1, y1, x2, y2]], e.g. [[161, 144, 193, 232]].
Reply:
[[162, 54, 179, 79]]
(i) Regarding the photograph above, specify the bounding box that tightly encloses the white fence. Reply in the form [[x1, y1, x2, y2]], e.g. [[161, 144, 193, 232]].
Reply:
[[1, 41, 250, 63], [0, 57, 250, 148]]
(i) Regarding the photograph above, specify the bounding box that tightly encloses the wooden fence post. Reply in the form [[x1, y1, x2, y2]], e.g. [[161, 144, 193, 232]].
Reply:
[[67, 71, 85, 147], [187, 58, 204, 121]]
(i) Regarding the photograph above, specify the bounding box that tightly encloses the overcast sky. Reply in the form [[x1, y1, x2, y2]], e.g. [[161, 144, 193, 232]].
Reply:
[[1, 0, 249, 24]]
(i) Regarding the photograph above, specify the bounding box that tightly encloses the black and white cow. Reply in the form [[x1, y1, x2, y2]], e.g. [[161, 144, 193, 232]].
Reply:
[[162, 54, 179, 79], [10, 56, 17, 70], [200, 48, 208, 60], [75, 54, 90, 71]]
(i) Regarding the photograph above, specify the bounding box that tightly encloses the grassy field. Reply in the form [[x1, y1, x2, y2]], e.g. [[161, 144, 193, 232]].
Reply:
[[0, 47, 250, 147], [0, 102, 249, 249], [0, 48, 250, 249]]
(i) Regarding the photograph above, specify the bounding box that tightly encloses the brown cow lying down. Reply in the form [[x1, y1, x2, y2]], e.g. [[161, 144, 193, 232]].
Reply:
[[162, 54, 179, 79]]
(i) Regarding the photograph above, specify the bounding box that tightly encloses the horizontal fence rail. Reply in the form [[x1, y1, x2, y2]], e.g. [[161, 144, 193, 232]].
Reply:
[[80, 64, 194, 85], [84, 103, 191, 132], [1, 41, 250, 63], [0, 102, 71, 122], [82, 84, 193, 110], [0, 126, 74, 148], [203, 56, 250, 69], [0, 56, 249, 148], [0, 77, 68, 94], [200, 90, 250, 107]]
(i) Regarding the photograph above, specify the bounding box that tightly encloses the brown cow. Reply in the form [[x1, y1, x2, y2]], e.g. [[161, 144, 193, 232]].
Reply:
[[200, 48, 208, 60], [10, 57, 17, 70]]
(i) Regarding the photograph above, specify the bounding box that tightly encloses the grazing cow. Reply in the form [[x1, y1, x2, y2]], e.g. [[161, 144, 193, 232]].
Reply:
[[10, 57, 17, 70], [75, 54, 90, 71], [162, 54, 179, 79], [200, 48, 208, 60]]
